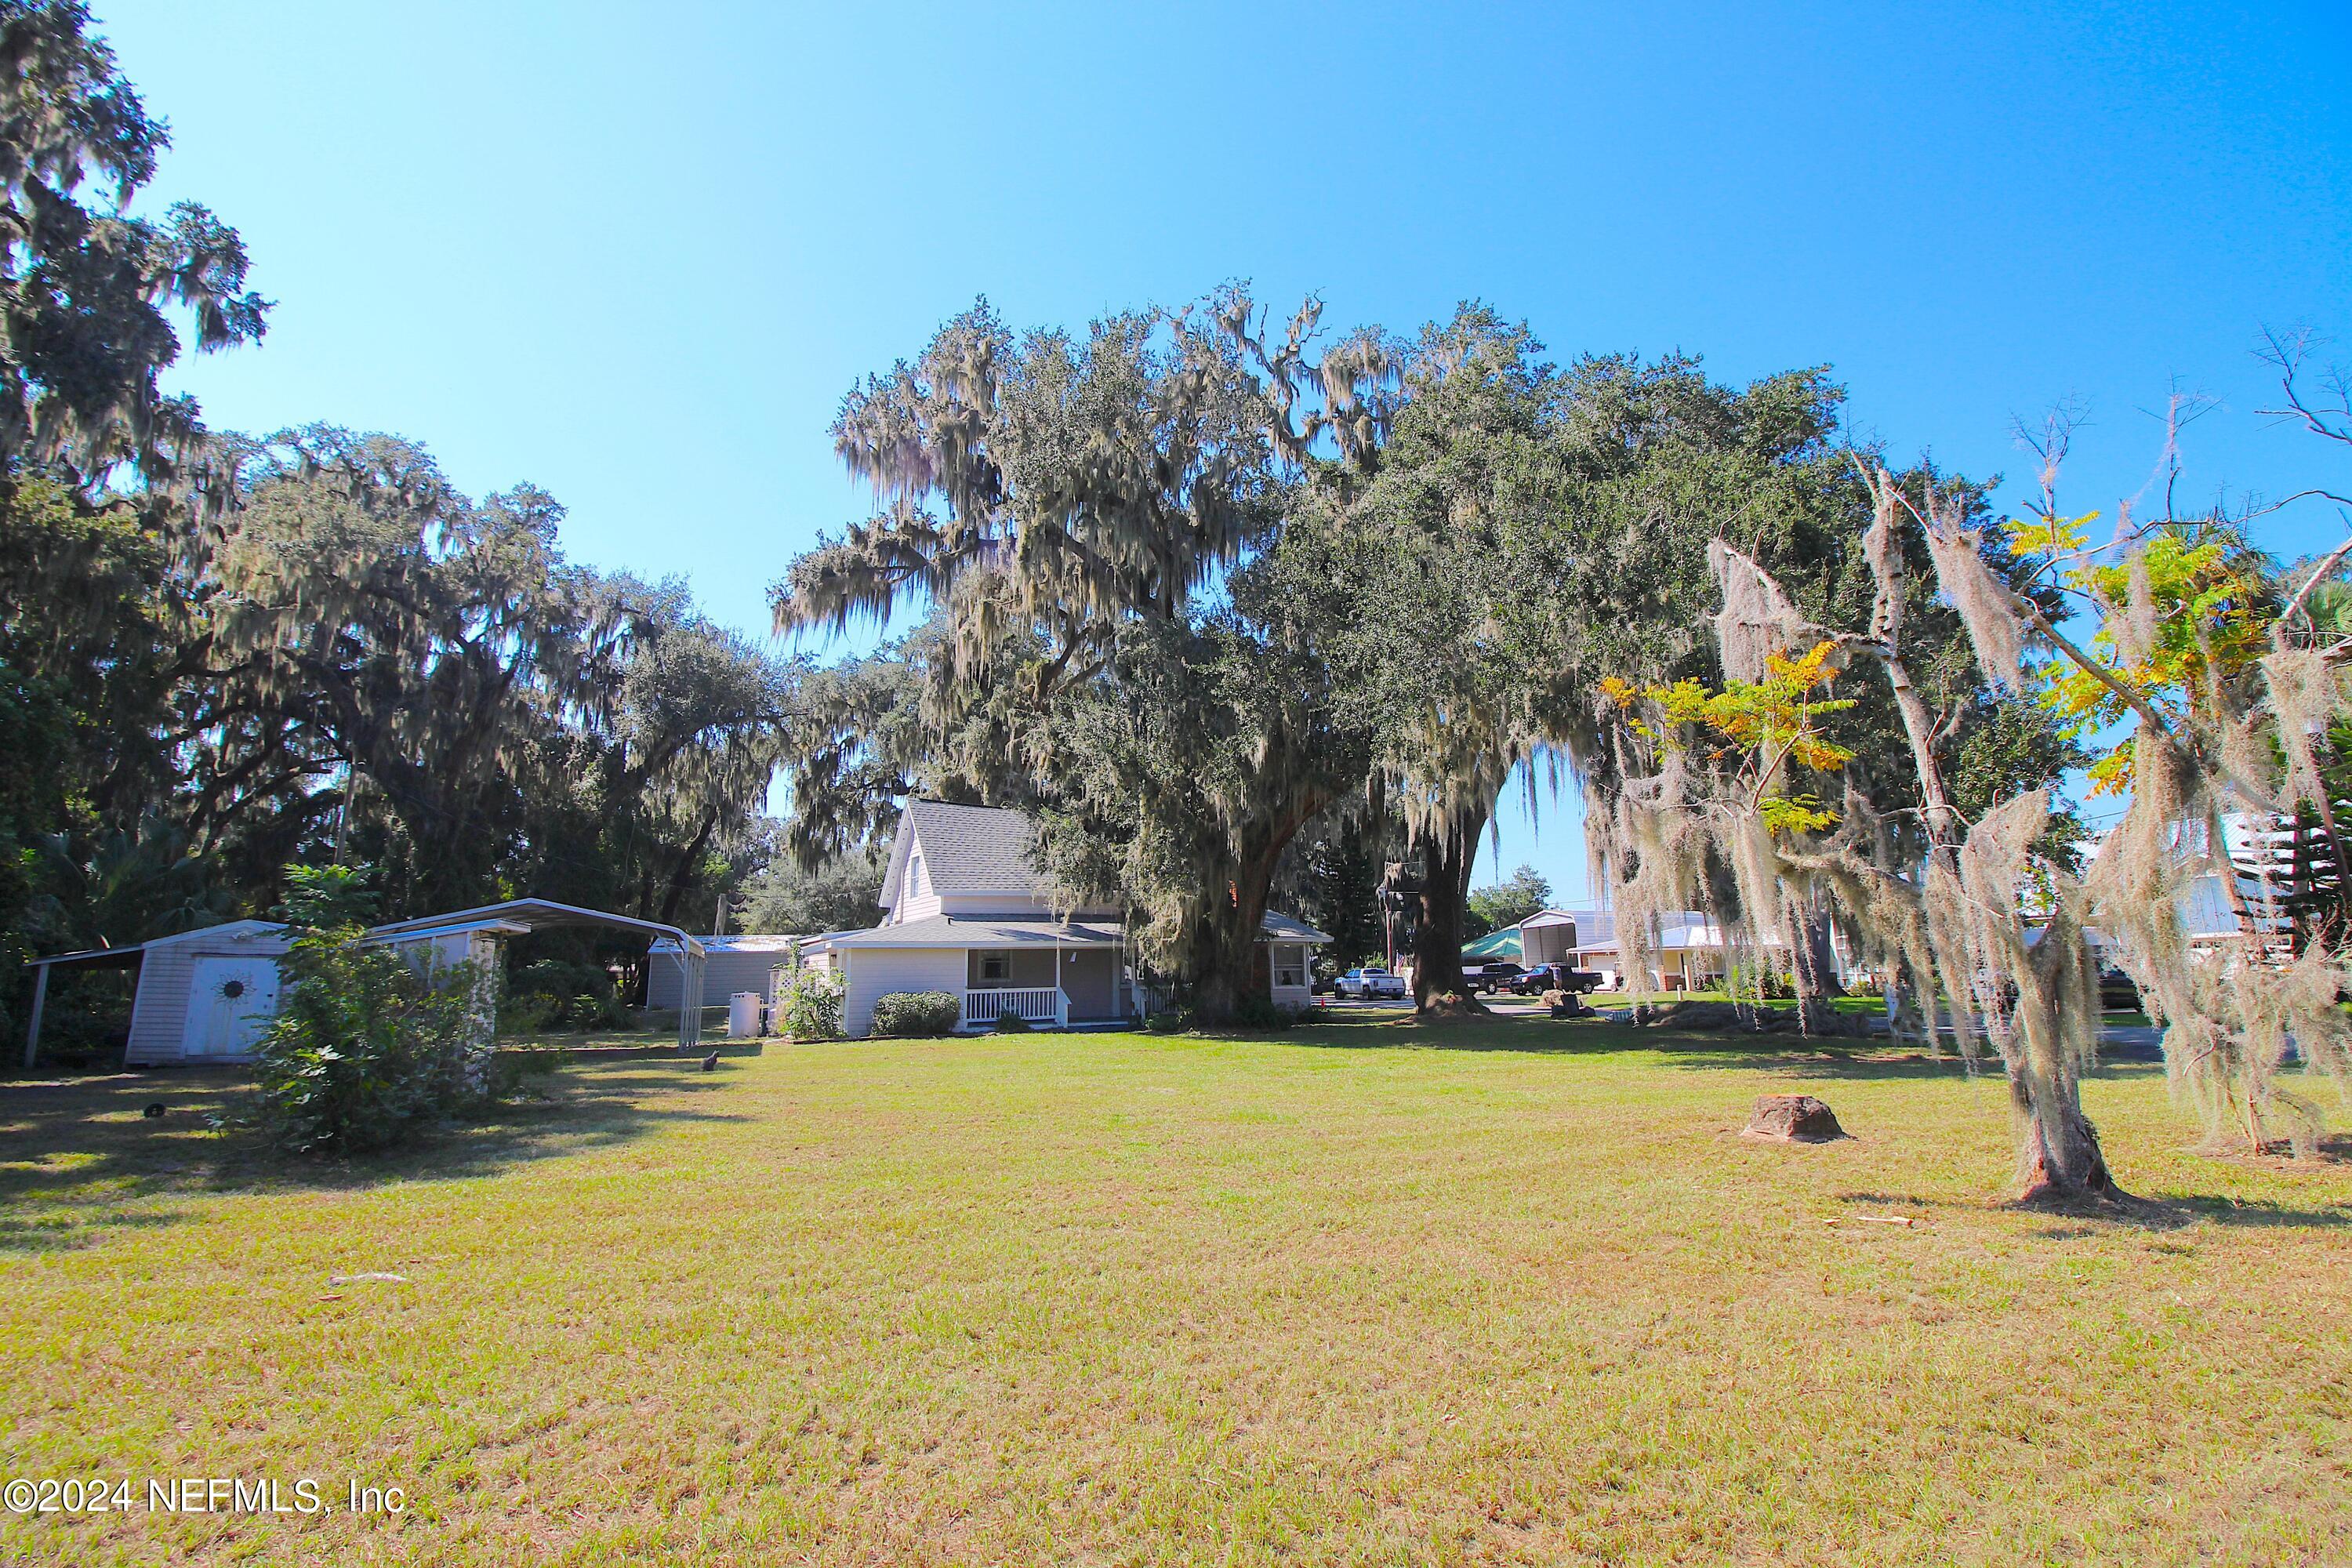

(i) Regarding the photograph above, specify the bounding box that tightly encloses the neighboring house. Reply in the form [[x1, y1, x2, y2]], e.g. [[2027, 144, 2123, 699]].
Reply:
[[1542, 907, 1749, 992], [788, 800, 1329, 1036], [2082, 814, 2291, 958]]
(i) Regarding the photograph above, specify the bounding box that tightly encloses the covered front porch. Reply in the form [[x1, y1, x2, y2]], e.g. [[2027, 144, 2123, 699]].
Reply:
[[959, 942, 1128, 1029], [818, 914, 1133, 1038]]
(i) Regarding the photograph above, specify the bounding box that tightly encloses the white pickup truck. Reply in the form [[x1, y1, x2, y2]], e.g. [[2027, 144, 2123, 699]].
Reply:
[[1334, 966, 1407, 1000]]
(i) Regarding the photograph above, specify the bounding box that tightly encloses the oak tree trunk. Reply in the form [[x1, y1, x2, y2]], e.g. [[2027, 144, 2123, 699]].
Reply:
[[1789, 899, 1842, 1035], [2011, 1076, 2118, 1205], [1189, 791, 1329, 1025], [1411, 803, 1489, 1014]]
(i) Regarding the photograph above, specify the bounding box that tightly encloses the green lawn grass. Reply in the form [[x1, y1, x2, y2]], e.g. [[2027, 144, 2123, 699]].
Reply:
[[5, 1015, 2349, 1565]]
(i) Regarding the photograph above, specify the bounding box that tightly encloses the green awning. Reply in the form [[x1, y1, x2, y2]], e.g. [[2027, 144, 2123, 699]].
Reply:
[[1463, 927, 1523, 960]]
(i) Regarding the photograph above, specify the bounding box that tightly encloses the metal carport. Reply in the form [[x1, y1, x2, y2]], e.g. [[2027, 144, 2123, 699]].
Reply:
[[366, 899, 713, 1049]]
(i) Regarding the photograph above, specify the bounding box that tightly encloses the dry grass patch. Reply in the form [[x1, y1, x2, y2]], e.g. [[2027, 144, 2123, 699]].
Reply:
[[4, 1015, 2349, 1565]]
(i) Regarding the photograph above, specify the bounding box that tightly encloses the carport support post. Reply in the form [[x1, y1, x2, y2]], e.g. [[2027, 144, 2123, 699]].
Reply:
[[23, 961, 49, 1069]]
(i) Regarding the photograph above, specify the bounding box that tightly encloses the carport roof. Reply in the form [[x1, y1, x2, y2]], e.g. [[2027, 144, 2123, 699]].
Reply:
[[368, 898, 706, 955]]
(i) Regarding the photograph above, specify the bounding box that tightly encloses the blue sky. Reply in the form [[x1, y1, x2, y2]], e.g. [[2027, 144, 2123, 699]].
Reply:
[[103, 1, 2350, 903]]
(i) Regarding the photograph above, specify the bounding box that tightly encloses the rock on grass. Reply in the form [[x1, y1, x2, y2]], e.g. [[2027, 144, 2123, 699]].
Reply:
[[1742, 1093, 1847, 1142]]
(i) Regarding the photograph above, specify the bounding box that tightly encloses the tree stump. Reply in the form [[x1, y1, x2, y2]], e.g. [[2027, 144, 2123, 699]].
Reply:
[[1741, 1094, 1846, 1143]]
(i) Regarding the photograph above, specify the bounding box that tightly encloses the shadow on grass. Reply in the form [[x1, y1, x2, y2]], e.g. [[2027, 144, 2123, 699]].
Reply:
[[0, 1056, 748, 1256], [1656, 1043, 2169, 1083], [1276, 1010, 2098, 1086], [1831, 1185, 2352, 1233]]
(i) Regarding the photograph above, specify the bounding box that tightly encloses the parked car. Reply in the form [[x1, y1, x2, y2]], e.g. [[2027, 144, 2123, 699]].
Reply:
[[1510, 963, 1603, 996], [1334, 966, 1407, 1000], [1465, 960, 1526, 995]]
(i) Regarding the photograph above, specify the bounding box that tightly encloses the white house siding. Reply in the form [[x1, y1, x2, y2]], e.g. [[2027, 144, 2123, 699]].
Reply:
[[894, 889, 946, 924], [842, 946, 968, 1037], [1268, 942, 1312, 1014], [895, 894, 945, 922]]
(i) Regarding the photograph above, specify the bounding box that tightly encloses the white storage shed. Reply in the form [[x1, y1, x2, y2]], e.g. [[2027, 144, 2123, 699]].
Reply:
[[23, 898, 714, 1068]]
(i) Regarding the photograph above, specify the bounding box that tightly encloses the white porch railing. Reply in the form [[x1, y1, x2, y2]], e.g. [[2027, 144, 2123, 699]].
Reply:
[[964, 987, 1068, 1028]]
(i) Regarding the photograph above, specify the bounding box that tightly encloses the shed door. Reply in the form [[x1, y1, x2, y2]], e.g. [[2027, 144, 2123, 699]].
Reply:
[[182, 956, 281, 1058]]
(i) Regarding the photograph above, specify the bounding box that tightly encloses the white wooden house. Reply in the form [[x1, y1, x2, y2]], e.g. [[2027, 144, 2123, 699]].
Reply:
[[788, 800, 1328, 1036]]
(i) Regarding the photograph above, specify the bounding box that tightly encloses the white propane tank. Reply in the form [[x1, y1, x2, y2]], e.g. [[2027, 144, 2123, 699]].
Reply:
[[728, 991, 763, 1039]]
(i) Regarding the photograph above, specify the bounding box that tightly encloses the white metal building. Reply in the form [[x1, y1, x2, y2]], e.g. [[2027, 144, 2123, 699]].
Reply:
[[22, 898, 713, 1068], [644, 933, 802, 1011]]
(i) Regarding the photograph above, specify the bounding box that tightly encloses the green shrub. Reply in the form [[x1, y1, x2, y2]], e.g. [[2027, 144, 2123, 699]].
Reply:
[[989, 1010, 1033, 1033], [777, 967, 846, 1040], [252, 866, 495, 1156], [487, 1047, 564, 1097], [1228, 993, 1296, 1031], [495, 989, 557, 1037], [497, 958, 625, 1035], [871, 990, 962, 1037], [1142, 1011, 1182, 1033]]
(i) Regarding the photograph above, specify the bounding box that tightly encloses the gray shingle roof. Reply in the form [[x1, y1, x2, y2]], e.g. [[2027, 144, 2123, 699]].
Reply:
[[826, 915, 1126, 949], [869, 800, 1330, 946], [894, 801, 1047, 898]]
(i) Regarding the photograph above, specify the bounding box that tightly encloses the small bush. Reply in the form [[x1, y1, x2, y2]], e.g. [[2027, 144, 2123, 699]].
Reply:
[[498, 958, 626, 1035], [1142, 1011, 1183, 1033], [495, 989, 557, 1037], [488, 1048, 564, 1098], [990, 1010, 1033, 1033], [252, 866, 495, 1156], [1228, 993, 1296, 1032], [777, 967, 846, 1040], [871, 990, 961, 1037]]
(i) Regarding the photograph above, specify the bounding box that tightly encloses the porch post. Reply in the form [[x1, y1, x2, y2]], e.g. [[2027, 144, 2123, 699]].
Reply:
[[23, 960, 49, 1069]]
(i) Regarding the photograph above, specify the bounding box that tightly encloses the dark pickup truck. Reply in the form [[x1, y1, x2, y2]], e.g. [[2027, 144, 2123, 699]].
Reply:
[[1464, 961, 1526, 995], [1509, 964, 1605, 996]]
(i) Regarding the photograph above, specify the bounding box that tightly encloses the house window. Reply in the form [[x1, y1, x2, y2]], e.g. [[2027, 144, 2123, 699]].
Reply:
[[1273, 944, 1305, 989], [979, 952, 1011, 983]]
